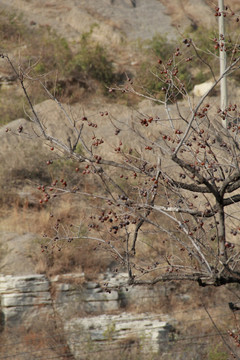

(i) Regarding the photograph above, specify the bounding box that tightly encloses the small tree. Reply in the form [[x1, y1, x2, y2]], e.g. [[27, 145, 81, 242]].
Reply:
[[1, 4, 240, 289]]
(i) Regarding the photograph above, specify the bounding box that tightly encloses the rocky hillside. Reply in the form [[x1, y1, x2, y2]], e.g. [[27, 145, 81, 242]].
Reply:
[[0, 1, 240, 359], [0, 271, 238, 359]]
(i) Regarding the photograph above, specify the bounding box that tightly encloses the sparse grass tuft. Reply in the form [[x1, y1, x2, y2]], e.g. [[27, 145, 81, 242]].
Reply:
[[208, 344, 228, 360]]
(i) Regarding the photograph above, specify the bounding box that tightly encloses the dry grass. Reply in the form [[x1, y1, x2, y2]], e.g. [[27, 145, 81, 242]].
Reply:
[[35, 243, 112, 278], [0, 205, 51, 234], [161, 0, 240, 30], [0, 192, 114, 277], [0, 315, 74, 360]]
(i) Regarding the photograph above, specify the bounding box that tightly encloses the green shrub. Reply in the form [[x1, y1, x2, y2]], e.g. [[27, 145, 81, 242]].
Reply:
[[67, 31, 115, 86], [0, 11, 117, 125], [0, 10, 27, 47], [28, 30, 72, 78], [149, 34, 175, 62], [33, 62, 46, 74], [136, 28, 221, 100], [136, 35, 191, 100]]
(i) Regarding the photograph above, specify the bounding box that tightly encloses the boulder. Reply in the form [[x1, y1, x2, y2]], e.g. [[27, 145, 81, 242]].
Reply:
[[193, 81, 215, 97]]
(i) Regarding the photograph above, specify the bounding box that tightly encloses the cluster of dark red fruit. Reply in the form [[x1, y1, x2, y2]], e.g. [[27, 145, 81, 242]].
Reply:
[[228, 330, 240, 348], [82, 115, 98, 128], [37, 185, 51, 204], [92, 138, 104, 147], [214, 5, 238, 21], [225, 242, 235, 249], [37, 175, 70, 204], [94, 155, 101, 164], [140, 117, 154, 126], [100, 111, 108, 116], [182, 38, 191, 47]]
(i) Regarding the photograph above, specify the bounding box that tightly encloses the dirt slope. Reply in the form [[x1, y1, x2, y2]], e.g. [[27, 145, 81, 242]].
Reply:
[[0, 0, 177, 45]]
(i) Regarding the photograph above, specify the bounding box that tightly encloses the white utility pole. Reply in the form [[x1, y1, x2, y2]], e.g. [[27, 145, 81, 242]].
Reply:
[[218, 0, 228, 128]]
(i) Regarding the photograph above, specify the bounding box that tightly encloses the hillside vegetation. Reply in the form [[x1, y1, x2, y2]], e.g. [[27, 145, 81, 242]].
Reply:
[[0, 1, 240, 359]]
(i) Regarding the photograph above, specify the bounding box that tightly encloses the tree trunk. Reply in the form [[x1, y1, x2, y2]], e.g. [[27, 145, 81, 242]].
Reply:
[[218, 205, 227, 261]]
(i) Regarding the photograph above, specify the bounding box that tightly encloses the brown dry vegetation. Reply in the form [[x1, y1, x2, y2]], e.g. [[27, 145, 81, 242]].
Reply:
[[1, 1, 240, 281], [0, 3, 240, 359], [0, 316, 75, 360], [0, 8, 127, 125], [160, 0, 240, 29]]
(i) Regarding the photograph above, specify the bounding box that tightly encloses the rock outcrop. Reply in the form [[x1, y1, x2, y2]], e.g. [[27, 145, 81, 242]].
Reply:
[[65, 313, 175, 359], [52, 273, 120, 317], [0, 272, 176, 358], [0, 271, 178, 325], [0, 274, 52, 325]]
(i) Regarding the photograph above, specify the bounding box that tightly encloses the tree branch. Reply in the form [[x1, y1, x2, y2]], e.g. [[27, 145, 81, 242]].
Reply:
[[172, 154, 221, 201], [223, 194, 240, 206]]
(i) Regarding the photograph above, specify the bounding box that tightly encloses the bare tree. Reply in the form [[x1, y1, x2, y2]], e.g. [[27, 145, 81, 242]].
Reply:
[[1, 5, 240, 290]]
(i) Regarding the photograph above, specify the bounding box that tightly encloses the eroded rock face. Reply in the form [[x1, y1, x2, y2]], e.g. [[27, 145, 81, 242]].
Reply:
[[0, 272, 178, 328], [0, 273, 178, 326], [51, 274, 120, 317], [0, 273, 122, 327], [65, 313, 175, 358], [0, 272, 176, 359], [0, 274, 52, 324]]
